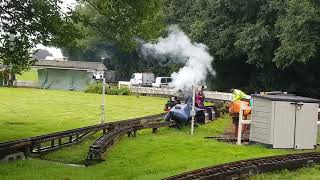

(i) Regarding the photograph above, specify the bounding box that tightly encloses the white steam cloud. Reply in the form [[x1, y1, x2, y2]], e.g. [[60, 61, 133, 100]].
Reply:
[[141, 25, 215, 90]]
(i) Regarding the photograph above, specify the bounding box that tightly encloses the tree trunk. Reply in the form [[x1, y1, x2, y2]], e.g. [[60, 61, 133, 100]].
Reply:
[[8, 73, 15, 86]]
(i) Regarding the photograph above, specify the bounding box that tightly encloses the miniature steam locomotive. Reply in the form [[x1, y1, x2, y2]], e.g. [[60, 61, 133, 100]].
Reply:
[[164, 96, 216, 125]]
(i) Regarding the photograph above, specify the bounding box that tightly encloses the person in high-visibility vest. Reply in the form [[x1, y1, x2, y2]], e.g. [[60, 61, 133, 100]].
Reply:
[[229, 88, 251, 115], [231, 89, 251, 102], [229, 89, 251, 137]]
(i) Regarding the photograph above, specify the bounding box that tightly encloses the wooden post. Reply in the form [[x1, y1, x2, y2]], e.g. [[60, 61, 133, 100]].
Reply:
[[100, 78, 106, 123], [25, 146, 31, 156], [237, 104, 252, 145], [152, 128, 158, 134], [191, 85, 196, 135], [51, 140, 55, 147], [237, 104, 243, 145], [37, 143, 41, 153]]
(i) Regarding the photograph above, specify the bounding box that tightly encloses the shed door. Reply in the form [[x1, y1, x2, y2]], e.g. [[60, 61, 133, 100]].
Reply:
[[273, 102, 295, 148], [295, 103, 318, 149]]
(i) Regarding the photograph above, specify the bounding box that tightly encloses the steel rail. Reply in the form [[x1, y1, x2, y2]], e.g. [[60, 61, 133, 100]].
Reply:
[[0, 113, 167, 159], [1, 104, 220, 162], [87, 121, 176, 161], [164, 152, 320, 180]]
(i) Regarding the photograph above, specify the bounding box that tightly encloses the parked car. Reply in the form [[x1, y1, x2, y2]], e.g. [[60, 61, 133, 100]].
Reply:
[[130, 73, 154, 86], [152, 77, 172, 88]]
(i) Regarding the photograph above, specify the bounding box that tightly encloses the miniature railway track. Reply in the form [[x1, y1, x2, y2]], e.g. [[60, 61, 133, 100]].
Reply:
[[204, 134, 250, 144], [0, 113, 167, 160], [164, 152, 320, 180], [87, 121, 176, 161], [86, 105, 221, 162], [1, 103, 220, 162]]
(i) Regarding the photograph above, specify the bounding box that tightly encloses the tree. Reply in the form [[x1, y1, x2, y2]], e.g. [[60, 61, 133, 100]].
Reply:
[[165, 0, 320, 68], [77, 0, 165, 50], [0, 0, 82, 84], [164, 0, 320, 97], [273, 0, 320, 67], [62, 0, 171, 79]]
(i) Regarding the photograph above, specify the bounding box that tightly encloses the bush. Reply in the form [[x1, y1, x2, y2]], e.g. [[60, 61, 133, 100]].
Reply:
[[84, 83, 131, 95], [84, 83, 104, 94]]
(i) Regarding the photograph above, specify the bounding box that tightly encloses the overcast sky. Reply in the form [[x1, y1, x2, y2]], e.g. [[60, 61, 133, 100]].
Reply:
[[39, 0, 78, 59], [60, 0, 77, 13]]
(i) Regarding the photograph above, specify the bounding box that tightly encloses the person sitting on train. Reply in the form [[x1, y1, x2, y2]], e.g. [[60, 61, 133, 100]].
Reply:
[[195, 86, 205, 108]]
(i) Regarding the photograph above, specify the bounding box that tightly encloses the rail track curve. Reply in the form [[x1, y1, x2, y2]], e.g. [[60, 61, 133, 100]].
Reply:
[[0, 113, 167, 160], [164, 152, 320, 180]]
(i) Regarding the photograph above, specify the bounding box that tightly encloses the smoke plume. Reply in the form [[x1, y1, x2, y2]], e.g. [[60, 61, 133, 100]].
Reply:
[[141, 25, 215, 90]]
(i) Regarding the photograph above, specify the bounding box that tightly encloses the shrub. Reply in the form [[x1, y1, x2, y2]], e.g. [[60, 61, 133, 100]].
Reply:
[[84, 83, 131, 95], [84, 83, 104, 94]]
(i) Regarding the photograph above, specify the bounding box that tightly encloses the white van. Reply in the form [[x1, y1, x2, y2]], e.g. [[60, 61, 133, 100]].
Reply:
[[152, 77, 172, 88], [130, 73, 155, 86]]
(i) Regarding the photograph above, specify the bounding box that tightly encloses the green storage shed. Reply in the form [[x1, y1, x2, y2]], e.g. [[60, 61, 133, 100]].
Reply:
[[34, 60, 108, 91]]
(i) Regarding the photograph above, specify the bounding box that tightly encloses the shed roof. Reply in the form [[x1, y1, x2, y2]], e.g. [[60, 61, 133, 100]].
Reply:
[[252, 94, 320, 103], [34, 60, 107, 71]]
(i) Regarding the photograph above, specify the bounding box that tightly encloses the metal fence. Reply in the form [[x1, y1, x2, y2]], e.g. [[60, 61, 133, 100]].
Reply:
[[127, 85, 232, 101], [13, 80, 39, 88], [10, 80, 232, 101]]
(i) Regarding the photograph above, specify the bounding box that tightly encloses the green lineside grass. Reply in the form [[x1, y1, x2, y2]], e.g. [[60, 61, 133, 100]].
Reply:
[[0, 88, 319, 179], [251, 165, 320, 180], [0, 87, 165, 142], [251, 129, 320, 179], [1, 115, 294, 180]]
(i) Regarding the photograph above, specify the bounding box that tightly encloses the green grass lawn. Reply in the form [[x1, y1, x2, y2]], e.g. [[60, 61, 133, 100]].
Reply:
[[16, 69, 38, 81], [251, 165, 320, 180], [0, 88, 319, 180], [250, 129, 320, 180], [0, 88, 165, 142], [0, 117, 293, 180]]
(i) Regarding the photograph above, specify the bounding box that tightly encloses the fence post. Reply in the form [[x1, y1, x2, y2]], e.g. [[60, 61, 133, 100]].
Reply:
[[237, 104, 243, 145]]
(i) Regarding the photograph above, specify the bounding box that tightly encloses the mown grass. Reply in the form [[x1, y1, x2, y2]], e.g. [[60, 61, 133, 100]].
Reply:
[[1, 116, 293, 180], [251, 129, 320, 180], [16, 69, 38, 81], [0, 87, 165, 142], [251, 165, 320, 180], [0, 88, 319, 180]]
